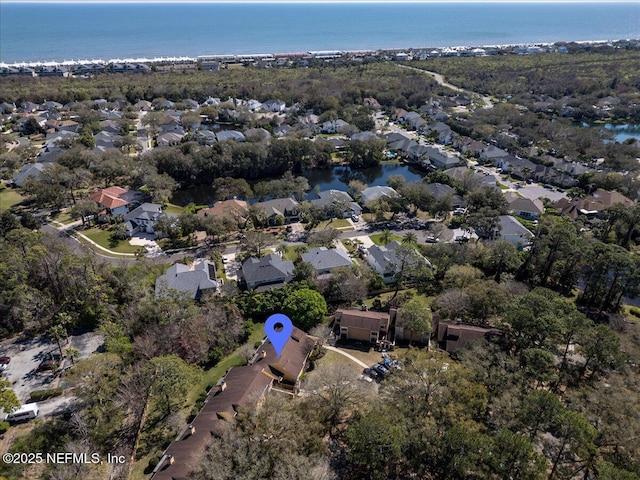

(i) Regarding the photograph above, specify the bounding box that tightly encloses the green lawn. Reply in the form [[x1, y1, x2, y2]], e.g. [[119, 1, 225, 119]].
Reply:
[[163, 203, 185, 215], [189, 322, 265, 405], [281, 245, 304, 262], [369, 232, 403, 246], [81, 227, 142, 254], [50, 209, 75, 224], [0, 186, 24, 210], [313, 218, 352, 231], [364, 288, 434, 309]]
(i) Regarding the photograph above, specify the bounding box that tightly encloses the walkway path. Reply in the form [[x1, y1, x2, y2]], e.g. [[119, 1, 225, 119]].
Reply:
[[50, 220, 136, 257], [398, 64, 494, 109], [323, 345, 368, 369]]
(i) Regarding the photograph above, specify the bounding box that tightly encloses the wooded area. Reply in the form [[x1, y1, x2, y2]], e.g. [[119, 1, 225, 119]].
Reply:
[[0, 48, 639, 480]]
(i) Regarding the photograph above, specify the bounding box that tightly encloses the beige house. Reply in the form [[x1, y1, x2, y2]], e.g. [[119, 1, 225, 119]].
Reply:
[[334, 308, 396, 344]]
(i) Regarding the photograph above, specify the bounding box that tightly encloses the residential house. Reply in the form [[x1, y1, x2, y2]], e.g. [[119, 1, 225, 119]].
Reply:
[[41, 100, 63, 111], [444, 166, 497, 189], [363, 97, 381, 110], [350, 131, 377, 142], [310, 189, 362, 218], [216, 130, 246, 142], [254, 197, 301, 225], [132, 100, 152, 111], [89, 186, 138, 217], [395, 307, 430, 345], [244, 128, 271, 142], [45, 119, 80, 133], [554, 189, 634, 219], [123, 203, 165, 236], [425, 183, 466, 209], [321, 119, 349, 134], [262, 99, 286, 113], [301, 247, 352, 275], [424, 146, 460, 170], [0, 102, 16, 114], [361, 186, 400, 206], [494, 156, 536, 180], [182, 99, 200, 110], [196, 129, 217, 146], [334, 308, 395, 344], [12, 163, 46, 187], [155, 260, 219, 299], [197, 199, 249, 227], [479, 145, 509, 162], [436, 322, 501, 353], [241, 254, 294, 291], [94, 131, 119, 151], [150, 328, 316, 480], [401, 112, 424, 130], [367, 241, 430, 284], [426, 122, 453, 144], [505, 193, 544, 220], [157, 131, 185, 147], [495, 215, 534, 248], [37, 66, 70, 77], [273, 124, 293, 137]]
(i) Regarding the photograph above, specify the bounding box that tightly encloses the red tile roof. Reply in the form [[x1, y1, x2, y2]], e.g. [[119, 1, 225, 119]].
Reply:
[[89, 187, 129, 210]]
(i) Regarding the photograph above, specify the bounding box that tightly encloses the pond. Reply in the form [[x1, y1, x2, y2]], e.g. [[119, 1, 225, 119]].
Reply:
[[170, 163, 426, 206], [578, 122, 640, 143]]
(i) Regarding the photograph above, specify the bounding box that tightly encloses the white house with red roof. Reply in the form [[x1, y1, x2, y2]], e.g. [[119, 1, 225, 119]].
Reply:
[[89, 186, 135, 216]]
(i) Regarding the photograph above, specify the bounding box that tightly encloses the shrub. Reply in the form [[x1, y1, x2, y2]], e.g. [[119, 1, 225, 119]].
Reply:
[[29, 387, 63, 402], [0, 421, 9, 434], [630, 307, 640, 319]]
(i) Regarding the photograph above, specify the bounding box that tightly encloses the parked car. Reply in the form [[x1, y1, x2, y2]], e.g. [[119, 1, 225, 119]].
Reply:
[[0, 356, 10, 365], [363, 368, 379, 380], [351, 214, 360, 222], [372, 364, 389, 376], [424, 236, 438, 243]]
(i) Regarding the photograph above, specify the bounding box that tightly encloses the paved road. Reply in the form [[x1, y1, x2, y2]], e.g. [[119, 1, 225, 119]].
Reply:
[[398, 64, 494, 109], [471, 162, 567, 202]]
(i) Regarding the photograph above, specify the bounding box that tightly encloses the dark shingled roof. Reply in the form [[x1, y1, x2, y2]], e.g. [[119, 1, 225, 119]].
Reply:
[[151, 327, 316, 480], [335, 309, 391, 332], [436, 322, 501, 353]]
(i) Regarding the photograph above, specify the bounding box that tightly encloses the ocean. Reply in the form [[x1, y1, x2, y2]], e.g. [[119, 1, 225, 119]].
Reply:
[[1, 2, 639, 64]]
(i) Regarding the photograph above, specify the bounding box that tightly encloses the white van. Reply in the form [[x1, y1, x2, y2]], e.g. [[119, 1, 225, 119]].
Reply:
[[4, 403, 39, 423]]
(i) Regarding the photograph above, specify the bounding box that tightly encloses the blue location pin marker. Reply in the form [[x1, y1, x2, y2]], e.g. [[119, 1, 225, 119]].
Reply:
[[265, 313, 293, 357]]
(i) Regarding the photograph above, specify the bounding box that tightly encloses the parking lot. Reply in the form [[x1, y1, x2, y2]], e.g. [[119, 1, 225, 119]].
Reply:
[[1, 332, 104, 416]]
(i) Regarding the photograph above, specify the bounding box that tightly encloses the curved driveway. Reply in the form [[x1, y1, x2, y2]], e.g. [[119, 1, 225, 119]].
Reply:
[[323, 345, 368, 369]]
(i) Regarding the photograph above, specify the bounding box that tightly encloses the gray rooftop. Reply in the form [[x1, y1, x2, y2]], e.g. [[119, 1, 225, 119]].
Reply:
[[241, 254, 294, 289], [155, 260, 219, 299], [301, 247, 352, 272]]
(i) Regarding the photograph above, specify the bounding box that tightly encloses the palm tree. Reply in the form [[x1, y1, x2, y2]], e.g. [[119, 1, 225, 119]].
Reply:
[[276, 243, 288, 259], [379, 229, 393, 246], [402, 232, 417, 245]]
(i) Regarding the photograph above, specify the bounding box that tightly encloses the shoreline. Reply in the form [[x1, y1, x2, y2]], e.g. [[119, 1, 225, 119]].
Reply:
[[1, 38, 637, 68]]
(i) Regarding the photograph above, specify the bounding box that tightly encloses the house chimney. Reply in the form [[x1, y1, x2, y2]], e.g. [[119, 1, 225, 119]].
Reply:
[[220, 380, 226, 392], [188, 424, 195, 435], [167, 455, 175, 465], [261, 350, 267, 359], [361, 304, 368, 311]]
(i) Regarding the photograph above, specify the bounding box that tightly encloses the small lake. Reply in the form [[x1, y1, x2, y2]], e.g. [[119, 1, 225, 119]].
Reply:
[[171, 163, 425, 206], [578, 122, 640, 143]]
